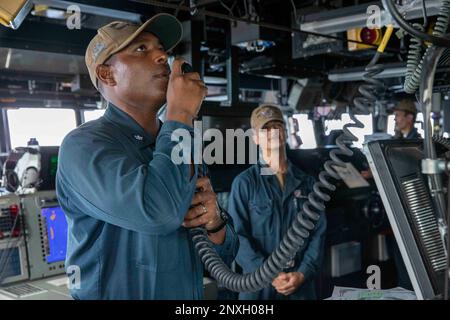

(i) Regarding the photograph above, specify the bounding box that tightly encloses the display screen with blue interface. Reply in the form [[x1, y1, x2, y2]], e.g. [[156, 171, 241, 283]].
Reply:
[[41, 206, 67, 263]]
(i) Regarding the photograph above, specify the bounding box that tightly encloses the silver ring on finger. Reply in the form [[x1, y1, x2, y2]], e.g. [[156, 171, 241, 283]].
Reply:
[[201, 204, 208, 214]]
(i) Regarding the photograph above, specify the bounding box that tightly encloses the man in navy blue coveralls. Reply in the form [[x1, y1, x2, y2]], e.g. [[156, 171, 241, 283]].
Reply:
[[56, 14, 237, 299], [228, 104, 326, 300]]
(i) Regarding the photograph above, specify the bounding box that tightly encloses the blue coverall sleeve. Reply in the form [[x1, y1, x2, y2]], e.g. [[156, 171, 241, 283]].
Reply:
[[212, 223, 239, 266], [56, 120, 197, 236], [228, 176, 266, 272], [297, 177, 327, 280]]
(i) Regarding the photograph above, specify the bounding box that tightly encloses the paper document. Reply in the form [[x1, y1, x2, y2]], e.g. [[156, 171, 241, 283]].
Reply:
[[47, 276, 69, 287], [333, 163, 370, 189], [326, 286, 417, 300]]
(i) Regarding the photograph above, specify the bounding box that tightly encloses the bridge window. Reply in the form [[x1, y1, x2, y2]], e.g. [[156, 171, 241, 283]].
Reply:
[[83, 109, 105, 122], [324, 113, 373, 148], [7, 108, 76, 148], [292, 114, 317, 149]]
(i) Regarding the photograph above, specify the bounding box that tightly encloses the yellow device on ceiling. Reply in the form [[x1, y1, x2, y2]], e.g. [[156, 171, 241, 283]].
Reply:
[[0, 0, 33, 29], [347, 27, 382, 51]]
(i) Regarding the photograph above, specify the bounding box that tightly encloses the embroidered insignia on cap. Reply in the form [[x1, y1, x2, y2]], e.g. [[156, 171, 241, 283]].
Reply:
[[260, 108, 274, 118], [110, 22, 128, 30], [92, 42, 106, 62], [134, 134, 143, 141]]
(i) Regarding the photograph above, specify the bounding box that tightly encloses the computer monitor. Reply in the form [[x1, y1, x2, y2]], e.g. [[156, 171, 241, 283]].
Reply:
[[365, 139, 447, 300], [40, 206, 67, 264]]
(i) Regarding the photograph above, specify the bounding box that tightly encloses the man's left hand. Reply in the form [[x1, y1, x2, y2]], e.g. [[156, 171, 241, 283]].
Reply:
[[183, 177, 222, 230], [272, 272, 305, 296]]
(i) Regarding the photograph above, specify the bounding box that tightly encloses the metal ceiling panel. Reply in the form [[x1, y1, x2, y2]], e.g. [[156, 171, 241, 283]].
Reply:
[[0, 47, 87, 75]]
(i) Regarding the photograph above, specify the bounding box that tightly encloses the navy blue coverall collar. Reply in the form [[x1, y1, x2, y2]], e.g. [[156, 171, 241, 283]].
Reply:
[[257, 154, 307, 202], [405, 127, 420, 139], [104, 102, 161, 149]]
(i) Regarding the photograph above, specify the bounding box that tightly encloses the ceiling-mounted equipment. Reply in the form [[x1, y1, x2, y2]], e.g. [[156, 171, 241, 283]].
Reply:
[[32, 0, 142, 23], [347, 27, 382, 51], [291, 7, 344, 58], [292, 30, 344, 58], [231, 21, 276, 53], [299, 0, 443, 35], [382, 0, 450, 94], [288, 79, 323, 110], [0, 0, 33, 29], [31, 4, 67, 20]]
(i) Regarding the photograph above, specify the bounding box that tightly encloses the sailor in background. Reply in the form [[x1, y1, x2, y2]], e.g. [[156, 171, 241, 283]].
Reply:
[[228, 104, 326, 300], [393, 99, 421, 139]]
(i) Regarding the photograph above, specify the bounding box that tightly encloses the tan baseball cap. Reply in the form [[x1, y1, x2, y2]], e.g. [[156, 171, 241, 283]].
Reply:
[[250, 104, 285, 131], [394, 99, 417, 115], [85, 13, 183, 89]]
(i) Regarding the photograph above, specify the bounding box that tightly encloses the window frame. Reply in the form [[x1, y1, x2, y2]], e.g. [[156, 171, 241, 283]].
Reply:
[[324, 113, 374, 149], [82, 109, 106, 123], [291, 113, 318, 149]]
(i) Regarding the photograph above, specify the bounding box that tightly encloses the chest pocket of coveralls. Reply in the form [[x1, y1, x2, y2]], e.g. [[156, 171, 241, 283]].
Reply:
[[249, 199, 274, 237]]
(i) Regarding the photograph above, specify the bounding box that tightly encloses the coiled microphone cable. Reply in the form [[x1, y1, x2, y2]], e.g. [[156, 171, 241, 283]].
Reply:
[[188, 27, 394, 292]]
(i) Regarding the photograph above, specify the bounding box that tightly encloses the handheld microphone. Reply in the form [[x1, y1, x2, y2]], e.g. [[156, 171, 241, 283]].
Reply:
[[157, 61, 196, 122], [181, 62, 194, 74]]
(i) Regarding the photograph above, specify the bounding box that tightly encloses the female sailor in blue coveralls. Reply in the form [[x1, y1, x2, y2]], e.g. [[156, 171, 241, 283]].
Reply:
[[228, 104, 327, 300]]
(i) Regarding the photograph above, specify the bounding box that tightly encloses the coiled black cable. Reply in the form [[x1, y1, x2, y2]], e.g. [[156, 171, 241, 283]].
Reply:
[[189, 99, 363, 292], [405, 23, 425, 92], [385, 0, 450, 93], [189, 26, 394, 292], [189, 157, 332, 293], [383, 0, 450, 48]]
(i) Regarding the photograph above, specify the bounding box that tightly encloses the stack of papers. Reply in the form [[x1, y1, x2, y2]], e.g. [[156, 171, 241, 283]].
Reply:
[[326, 286, 417, 300]]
